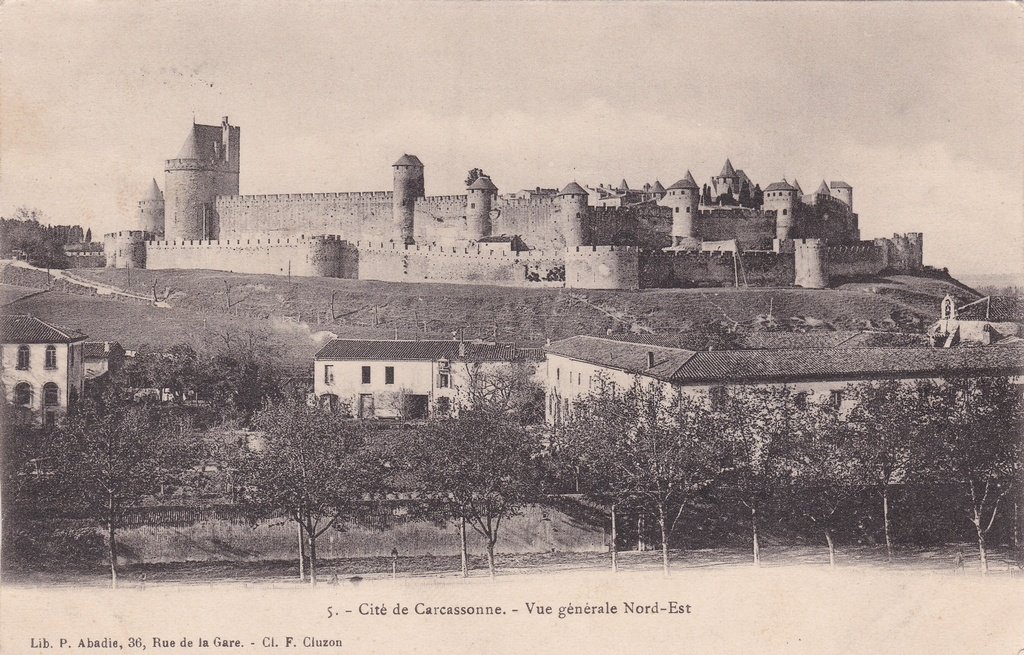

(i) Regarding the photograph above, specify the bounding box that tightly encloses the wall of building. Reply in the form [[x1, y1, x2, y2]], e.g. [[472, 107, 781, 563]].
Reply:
[[144, 236, 356, 277], [698, 208, 776, 249], [215, 192, 394, 240], [588, 205, 673, 250], [493, 198, 562, 248], [826, 242, 888, 279], [564, 246, 640, 290], [639, 250, 796, 288], [1, 342, 83, 425], [355, 241, 565, 287], [413, 195, 471, 243]]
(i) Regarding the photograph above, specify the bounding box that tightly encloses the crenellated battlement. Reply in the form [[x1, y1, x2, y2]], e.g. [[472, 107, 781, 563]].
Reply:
[[165, 158, 222, 171], [498, 197, 557, 208], [217, 191, 392, 204], [104, 230, 151, 239]]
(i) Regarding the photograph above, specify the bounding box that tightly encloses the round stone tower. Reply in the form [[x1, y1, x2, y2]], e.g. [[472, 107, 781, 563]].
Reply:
[[466, 175, 497, 241], [662, 171, 700, 247], [392, 154, 425, 244], [794, 238, 829, 289], [164, 117, 240, 242], [138, 178, 165, 235], [764, 179, 798, 240], [557, 182, 589, 248], [103, 231, 148, 269]]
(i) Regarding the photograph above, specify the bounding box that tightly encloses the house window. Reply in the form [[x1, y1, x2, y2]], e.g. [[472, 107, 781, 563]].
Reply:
[[385, 366, 395, 385], [15, 382, 32, 406], [686, 207, 691, 213], [829, 390, 843, 408], [556, 368, 560, 381], [43, 383, 59, 406], [435, 396, 451, 416], [470, 203, 476, 209], [675, 207, 679, 213], [361, 366, 371, 384], [17, 345, 29, 370], [324, 365, 334, 384], [438, 371, 450, 388], [45, 345, 57, 369], [782, 209, 788, 215]]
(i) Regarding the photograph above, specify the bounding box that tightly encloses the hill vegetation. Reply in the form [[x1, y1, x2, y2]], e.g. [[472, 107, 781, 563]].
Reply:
[[2, 264, 979, 372]]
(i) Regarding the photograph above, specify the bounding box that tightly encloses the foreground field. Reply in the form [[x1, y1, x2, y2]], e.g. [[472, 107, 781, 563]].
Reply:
[[5, 544, 1020, 588]]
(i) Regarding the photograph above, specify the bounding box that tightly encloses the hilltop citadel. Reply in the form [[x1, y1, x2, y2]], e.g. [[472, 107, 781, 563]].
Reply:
[[105, 117, 923, 289]]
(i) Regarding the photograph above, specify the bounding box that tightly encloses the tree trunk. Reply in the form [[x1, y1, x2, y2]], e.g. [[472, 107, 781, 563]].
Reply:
[[825, 529, 836, 568], [298, 521, 305, 582], [657, 504, 669, 576], [610, 503, 618, 573], [637, 515, 645, 552], [308, 532, 318, 585], [459, 517, 469, 578], [486, 539, 496, 579], [107, 492, 118, 589], [751, 504, 760, 567], [973, 510, 989, 575], [882, 487, 894, 562]]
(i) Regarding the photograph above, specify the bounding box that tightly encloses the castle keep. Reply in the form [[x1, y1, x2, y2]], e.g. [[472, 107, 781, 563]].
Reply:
[[105, 117, 924, 289]]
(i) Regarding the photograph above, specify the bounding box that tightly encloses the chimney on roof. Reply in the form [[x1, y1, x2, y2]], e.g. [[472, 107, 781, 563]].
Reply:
[[647, 351, 655, 369], [458, 342, 466, 357]]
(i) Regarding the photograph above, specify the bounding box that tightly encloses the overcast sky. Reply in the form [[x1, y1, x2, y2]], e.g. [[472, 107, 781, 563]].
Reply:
[[2, 1, 1021, 278]]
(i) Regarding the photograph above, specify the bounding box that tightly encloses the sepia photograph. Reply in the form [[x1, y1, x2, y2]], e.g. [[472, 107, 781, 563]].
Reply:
[[1, 1, 1022, 653]]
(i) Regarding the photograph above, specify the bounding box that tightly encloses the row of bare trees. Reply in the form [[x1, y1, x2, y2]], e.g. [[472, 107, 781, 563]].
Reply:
[[554, 376, 1022, 575], [4, 373, 1019, 587]]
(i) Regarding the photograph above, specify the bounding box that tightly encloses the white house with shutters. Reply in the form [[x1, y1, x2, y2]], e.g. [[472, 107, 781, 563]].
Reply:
[[1, 314, 87, 426], [313, 339, 544, 419]]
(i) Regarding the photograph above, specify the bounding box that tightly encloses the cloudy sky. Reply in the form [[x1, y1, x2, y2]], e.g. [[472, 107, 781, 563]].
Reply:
[[2, 1, 1021, 278]]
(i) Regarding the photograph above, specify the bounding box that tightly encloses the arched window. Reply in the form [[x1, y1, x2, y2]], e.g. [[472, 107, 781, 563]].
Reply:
[[17, 345, 30, 370], [43, 382, 60, 406], [782, 209, 788, 216], [14, 382, 32, 406], [45, 345, 57, 369]]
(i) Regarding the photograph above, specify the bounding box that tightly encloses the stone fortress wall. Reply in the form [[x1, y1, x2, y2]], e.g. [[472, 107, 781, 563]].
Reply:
[[106, 117, 925, 290]]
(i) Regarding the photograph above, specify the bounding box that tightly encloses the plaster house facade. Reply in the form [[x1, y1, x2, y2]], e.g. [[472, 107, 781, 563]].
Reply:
[[543, 335, 1024, 424], [83, 341, 126, 380], [313, 339, 544, 419], [1, 314, 87, 426]]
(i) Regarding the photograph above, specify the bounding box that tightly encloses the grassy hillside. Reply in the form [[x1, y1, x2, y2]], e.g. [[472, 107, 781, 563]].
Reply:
[[3, 264, 977, 370]]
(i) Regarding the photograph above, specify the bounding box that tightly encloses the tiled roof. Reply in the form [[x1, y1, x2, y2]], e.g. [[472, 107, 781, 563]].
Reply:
[[558, 182, 588, 196], [651, 181, 666, 193], [765, 180, 796, 192], [467, 176, 497, 191], [719, 159, 736, 177], [1, 314, 87, 344], [829, 181, 852, 189], [545, 337, 697, 379], [316, 339, 544, 362], [957, 297, 1024, 323], [668, 171, 699, 190], [393, 154, 424, 167], [545, 335, 1024, 384], [83, 341, 123, 359], [816, 179, 831, 195]]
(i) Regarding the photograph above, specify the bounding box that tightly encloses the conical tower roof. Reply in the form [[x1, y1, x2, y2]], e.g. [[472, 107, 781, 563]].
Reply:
[[558, 182, 588, 196], [619, 179, 629, 191], [792, 179, 803, 195], [144, 178, 163, 201], [467, 176, 497, 191], [719, 158, 736, 178], [393, 154, 424, 167], [651, 180, 666, 193], [176, 127, 203, 159], [668, 171, 699, 190], [816, 179, 830, 195]]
